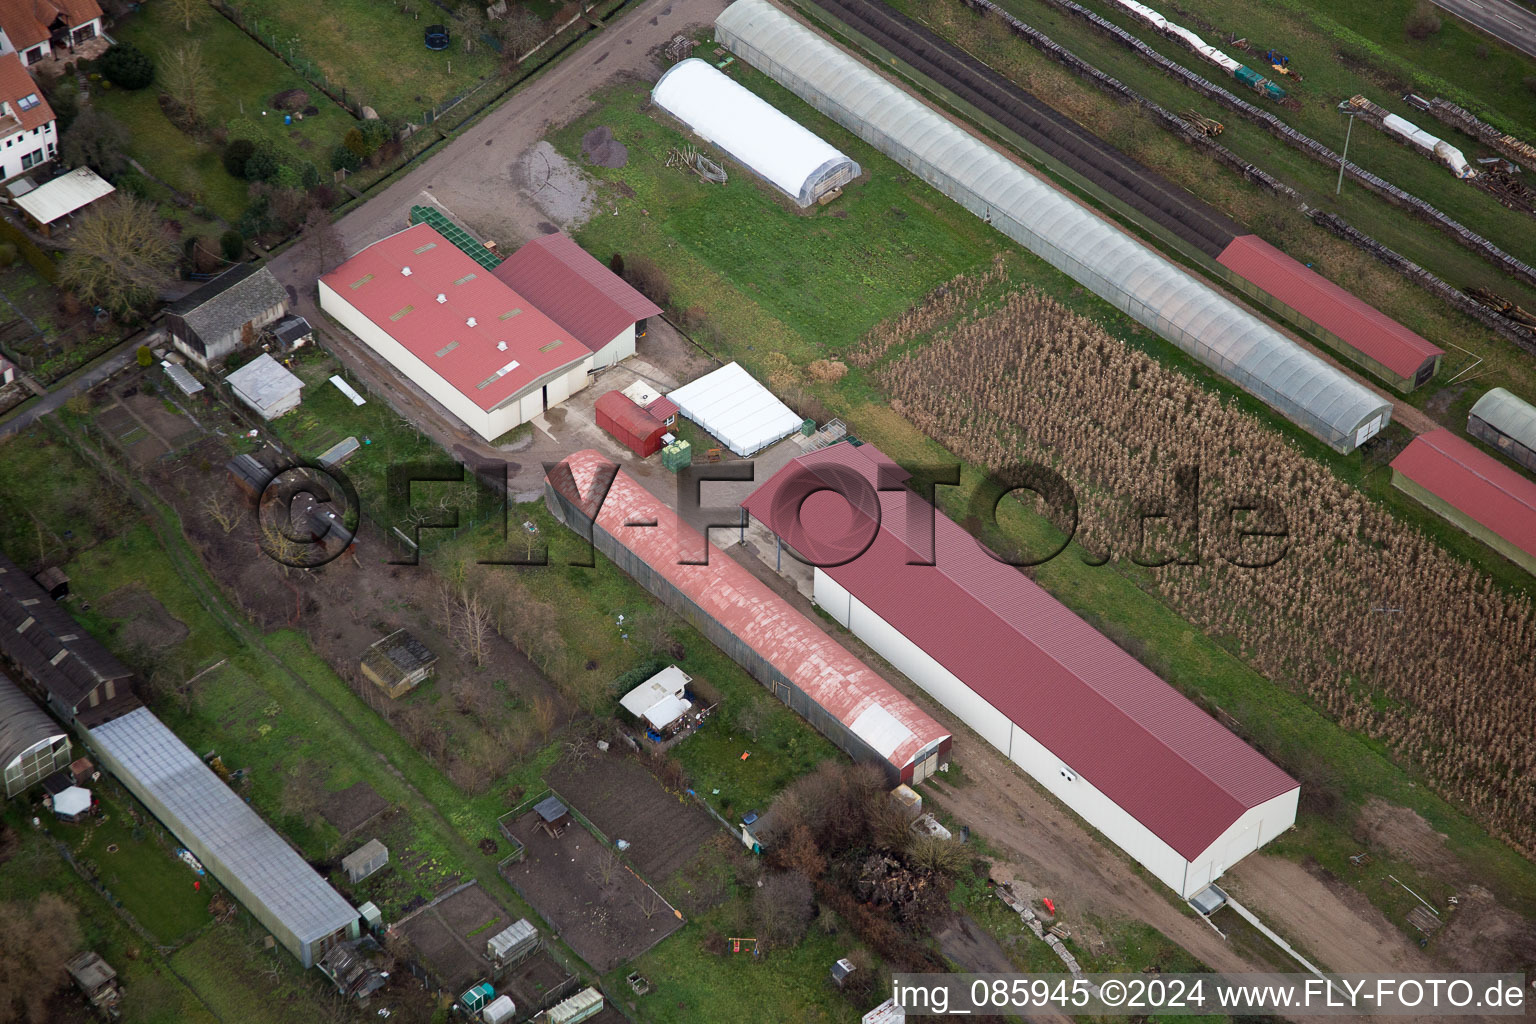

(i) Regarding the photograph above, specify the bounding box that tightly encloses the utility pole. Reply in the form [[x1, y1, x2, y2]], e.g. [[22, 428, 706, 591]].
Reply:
[[1336, 101, 1358, 196]]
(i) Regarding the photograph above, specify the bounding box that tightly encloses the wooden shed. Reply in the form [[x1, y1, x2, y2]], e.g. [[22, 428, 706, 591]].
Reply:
[[360, 630, 437, 699]]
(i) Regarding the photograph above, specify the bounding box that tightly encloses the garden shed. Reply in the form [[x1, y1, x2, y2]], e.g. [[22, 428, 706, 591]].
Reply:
[[342, 839, 389, 883], [1468, 388, 1536, 474], [226, 353, 304, 420], [596, 390, 668, 458], [652, 57, 860, 207], [360, 630, 437, 699], [547, 987, 604, 1024], [13, 167, 115, 236], [534, 796, 572, 838], [714, 0, 1392, 452], [619, 665, 692, 734]]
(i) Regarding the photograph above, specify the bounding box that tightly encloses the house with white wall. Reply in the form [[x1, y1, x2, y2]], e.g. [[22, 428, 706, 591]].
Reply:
[[0, 0, 102, 67], [0, 53, 52, 182]]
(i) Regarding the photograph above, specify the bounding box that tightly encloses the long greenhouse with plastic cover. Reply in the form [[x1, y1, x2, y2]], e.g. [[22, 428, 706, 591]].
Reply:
[[713, 0, 1393, 453]]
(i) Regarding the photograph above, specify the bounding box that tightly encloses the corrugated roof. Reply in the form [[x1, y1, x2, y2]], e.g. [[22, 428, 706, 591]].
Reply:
[[13, 166, 113, 225], [225, 353, 302, 413], [0, 669, 64, 772], [491, 232, 660, 351], [169, 264, 288, 345], [1470, 388, 1536, 454], [1391, 428, 1536, 562], [89, 707, 357, 950], [0, 550, 133, 710], [596, 390, 665, 440], [1216, 235, 1443, 379], [742, 442, 1298, 860], [321, 224, 588, 412], [547, 450, 950, 771]]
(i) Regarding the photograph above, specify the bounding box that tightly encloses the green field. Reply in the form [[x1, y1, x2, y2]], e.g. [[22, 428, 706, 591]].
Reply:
[[227, 0, 502, 121]]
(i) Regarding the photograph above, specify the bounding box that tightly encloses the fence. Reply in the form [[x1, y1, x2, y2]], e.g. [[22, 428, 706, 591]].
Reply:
[[1023, 0, 1536, 290]]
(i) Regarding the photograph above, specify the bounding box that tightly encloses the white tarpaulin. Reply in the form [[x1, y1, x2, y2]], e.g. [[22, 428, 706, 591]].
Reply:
[[651, 58, 859, 207], [53, 786, 90, 817], [667, 362, 803, 456]]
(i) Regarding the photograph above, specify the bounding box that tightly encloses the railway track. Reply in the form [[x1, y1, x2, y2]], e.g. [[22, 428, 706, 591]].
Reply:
[[805, 0, 1244, 258]]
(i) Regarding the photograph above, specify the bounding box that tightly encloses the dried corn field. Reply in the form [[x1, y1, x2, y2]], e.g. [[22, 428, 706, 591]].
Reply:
[[858, 282, 1536, 856]]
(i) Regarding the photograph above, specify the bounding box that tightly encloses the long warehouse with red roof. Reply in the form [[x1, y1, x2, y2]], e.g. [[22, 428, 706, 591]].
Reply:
[[544, 449, 951, 785], [1390, 428, 1536, 576], [742, 440, 1299, 899]]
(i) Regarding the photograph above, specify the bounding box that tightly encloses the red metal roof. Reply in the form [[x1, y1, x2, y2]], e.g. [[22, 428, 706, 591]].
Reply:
[[491, 233, 662, 352], [596, 391, 667, 456], [547, 450, 950, 771], [743, 443, 1299, 861], [320, 225, 588, 412], [646, 395, 679, 422], [1216, 235, 1443, 379], [1390, 428, 1536, 562]]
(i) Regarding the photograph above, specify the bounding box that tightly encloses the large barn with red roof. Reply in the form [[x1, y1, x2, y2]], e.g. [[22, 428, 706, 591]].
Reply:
[[318, 224, 657, 441], [741, 441, 1300, 899], [544, 449, 951, 785]]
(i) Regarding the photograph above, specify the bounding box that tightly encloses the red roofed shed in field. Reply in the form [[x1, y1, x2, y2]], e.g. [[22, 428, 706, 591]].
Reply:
[[318, 224, 595, 441], [595, 391, 668, 458], [544, 450, 951, 784], [1390, 428, 1536, 576], [742, 441, 1300, 898], [492, 232, 662, 369], [1217, 235, 1442, 392]]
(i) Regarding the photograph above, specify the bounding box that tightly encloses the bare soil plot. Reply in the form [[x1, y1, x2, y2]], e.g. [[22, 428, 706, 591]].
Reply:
[[99, 586, 190, 653], [321, 780, 389, 836], [396, 882, 510, 993], [548, 753, 719, 881], [501, 809, 683, 972]]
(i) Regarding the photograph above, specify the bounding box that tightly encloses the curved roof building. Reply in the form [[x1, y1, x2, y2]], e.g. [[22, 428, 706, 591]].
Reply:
[[652, 57, 860, 206], [714, 0, 1393, 452], [1468, 387, 1536, 474]]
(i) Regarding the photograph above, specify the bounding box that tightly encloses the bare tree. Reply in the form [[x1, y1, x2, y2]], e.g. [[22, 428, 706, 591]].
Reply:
[[203, 488, 242, 535], [633, 885, 663, 920], [446, 585, 494, 667], [459, 5, 488, 53], [59, 196, 177, 315], [164, 0, 209, 32], [300, 201, 346, 279], [494, 7, 546, 69], [530, 694, 558, 737], [753, 871, 813, 948], [591, 846, 621, 886], [160, 41, 214, 125], [0, 893, 82, 1024]]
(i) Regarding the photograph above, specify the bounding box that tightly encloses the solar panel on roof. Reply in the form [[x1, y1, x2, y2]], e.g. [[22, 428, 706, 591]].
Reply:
[[408, 206, 503, 270]]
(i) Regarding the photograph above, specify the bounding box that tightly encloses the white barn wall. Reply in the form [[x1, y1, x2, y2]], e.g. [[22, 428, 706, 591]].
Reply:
[[589, 325, 636, 370], [320, 282, 591, 440], [815, 567, 1295, 898]]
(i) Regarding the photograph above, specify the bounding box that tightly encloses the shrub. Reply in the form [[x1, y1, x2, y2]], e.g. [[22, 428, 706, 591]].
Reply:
[[1405, 1, 1441, 39], [221, 139, 255, 179], [243, 144, 280, 182], [1526, 76, 1536, 97], [622, 254, 671, 308], [299, 161, 322, 189], [102, 42, 154, 90], [135, 345, 153, 367], [330, 144, 363, 173], [0, 243, 15, 268], [219, 230, 244, 261], [272, 164, 304, 190]]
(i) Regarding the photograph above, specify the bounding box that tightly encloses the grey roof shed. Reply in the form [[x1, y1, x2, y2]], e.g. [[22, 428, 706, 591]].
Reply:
[[226, 353, 304, 420], [342, 838, 389, 883], [168, 265, 289, 346], [89, 707, 358, 966]]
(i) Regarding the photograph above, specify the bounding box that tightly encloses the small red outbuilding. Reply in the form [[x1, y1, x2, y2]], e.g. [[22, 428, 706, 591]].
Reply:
[[596, 391, 668, 457]]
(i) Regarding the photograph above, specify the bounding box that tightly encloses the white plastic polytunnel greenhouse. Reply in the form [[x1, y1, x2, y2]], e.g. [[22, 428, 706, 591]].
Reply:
[[652, 57, 861, 207], [714, 0, 1393, 453]]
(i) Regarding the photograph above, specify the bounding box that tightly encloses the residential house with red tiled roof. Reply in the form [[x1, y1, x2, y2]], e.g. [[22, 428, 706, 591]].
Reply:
[[0, 52, 53, 181], [0, 0, 102, 67]]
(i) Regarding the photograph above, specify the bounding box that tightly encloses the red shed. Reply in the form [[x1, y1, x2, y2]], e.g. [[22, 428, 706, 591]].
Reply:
[[596, 391, 667, 457]]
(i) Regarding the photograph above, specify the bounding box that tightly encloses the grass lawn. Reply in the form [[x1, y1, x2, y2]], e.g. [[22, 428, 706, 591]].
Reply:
[[0, 425, 132, 566], [43, 787, 215, 946], [169, 918, 343, 1024], [610, 898, 864, 1024], [269, 347, 453, 525], [229, 0, 501, 121], [551, 73, 1005, 353], [96, 0, 358, 223]]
